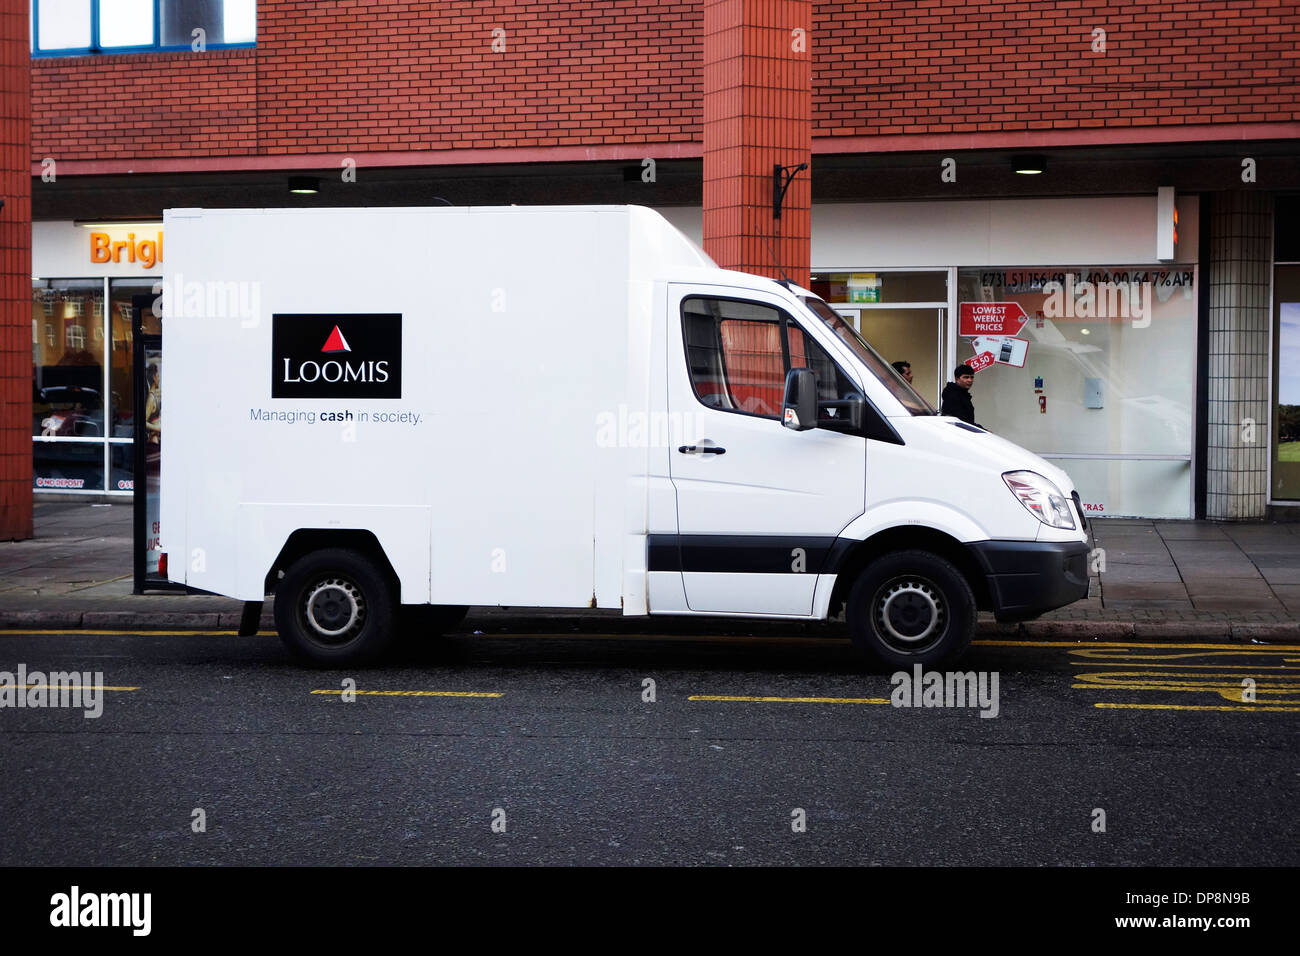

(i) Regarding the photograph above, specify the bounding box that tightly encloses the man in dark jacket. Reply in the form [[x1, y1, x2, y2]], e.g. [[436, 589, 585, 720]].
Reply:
[[940, 364, 979, 427]]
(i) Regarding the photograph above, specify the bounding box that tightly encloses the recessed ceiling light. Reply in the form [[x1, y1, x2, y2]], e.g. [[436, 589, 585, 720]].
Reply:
[[1012, 155, 1047, 175], [288, 176, 320, 195]]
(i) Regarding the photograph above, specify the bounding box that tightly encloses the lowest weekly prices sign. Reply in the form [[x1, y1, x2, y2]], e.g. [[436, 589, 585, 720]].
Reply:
[[961, 302, 1030, 374], [959, 302, 1028, 337]]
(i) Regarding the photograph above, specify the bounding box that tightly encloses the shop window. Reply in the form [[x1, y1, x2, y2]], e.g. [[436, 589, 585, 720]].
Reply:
[[955, 266, 1197, 517], [33, 279, 105, 443], [810, 271, 947, 305], [33, 0, 256, 55]]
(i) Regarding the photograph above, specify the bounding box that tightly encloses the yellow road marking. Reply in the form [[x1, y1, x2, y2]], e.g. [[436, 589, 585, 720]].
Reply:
[[1068, 646, 1300, 711], [1068, 647, 1300, 661], [1073, 661, 1291, 669], [1095, 702, 1300, 713], [310, 689, 502, 698], [688, 694, 889, 704], [983, 640, 1300, 652], [1072, 675, 1299, 703]]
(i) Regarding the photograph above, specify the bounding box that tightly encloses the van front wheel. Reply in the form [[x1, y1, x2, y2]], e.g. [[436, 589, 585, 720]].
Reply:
[[274, 548, 397, 667], [846, 550, 975, 668]]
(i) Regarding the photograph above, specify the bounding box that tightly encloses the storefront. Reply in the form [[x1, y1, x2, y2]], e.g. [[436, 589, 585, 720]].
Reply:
[[805, 195, 1201, 519], [31, 220, 162, 495], [34, 196, 1281, 522]]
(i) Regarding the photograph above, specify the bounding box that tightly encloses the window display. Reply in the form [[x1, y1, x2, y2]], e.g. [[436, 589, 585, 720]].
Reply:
[[956, 266, 1197, 517]]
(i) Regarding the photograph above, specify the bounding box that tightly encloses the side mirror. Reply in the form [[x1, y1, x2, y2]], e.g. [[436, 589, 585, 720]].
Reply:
[[782, 367, 816, 431], [819, 393, 865, 432]]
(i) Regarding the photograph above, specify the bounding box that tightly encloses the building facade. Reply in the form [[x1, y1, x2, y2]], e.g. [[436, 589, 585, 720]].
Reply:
[[10, 0, 1300, 530]]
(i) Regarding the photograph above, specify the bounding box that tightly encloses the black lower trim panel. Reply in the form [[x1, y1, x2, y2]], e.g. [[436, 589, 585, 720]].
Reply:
[[648, 534, 844, 575], [967, 539, 1090, 622]]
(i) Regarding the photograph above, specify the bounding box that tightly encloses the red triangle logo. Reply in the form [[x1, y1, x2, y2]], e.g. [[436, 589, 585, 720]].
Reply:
[[321, 325, 351, 353]]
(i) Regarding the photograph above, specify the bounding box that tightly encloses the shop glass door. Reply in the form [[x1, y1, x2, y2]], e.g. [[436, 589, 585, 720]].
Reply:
[[811, 270, 948, 408]]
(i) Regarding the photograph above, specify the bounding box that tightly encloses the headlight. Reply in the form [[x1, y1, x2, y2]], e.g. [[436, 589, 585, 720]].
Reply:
[[1002, 471, 1076, 529]]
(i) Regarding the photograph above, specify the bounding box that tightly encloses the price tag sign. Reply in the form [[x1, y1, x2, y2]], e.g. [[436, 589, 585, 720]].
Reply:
[[960, 302, 1028, 337]]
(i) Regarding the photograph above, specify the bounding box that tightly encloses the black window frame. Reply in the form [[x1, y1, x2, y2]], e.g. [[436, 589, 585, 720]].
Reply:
[[32, 0, 257, 57], [680, 294, 873, 434]]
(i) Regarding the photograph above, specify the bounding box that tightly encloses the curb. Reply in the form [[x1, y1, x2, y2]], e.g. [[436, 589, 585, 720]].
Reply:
[[1, 610, 1297, 643]]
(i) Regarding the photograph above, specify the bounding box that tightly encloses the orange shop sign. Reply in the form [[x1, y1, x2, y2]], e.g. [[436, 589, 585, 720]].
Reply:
[[90, 230, 163, 269]]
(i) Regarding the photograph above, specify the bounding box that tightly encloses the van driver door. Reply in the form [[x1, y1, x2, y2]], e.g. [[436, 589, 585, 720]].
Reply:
[[663, 285, 867, 615]]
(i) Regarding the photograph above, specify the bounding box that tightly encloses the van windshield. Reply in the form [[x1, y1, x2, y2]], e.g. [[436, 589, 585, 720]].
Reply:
[[801, 296, 936, 416]]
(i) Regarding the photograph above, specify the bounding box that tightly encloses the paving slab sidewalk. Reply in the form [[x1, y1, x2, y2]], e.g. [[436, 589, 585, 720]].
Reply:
[[1, 502, 1297, 643]]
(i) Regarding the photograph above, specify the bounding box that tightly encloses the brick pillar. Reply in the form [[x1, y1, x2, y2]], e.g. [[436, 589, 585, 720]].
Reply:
[[1206, 191, 1271, 520], [0, 1, 31, 540], [702, 0, 810, 284]]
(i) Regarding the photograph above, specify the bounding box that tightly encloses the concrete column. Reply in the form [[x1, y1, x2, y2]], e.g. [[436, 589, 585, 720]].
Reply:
[[702, 0, 811, 284], [1206, 191, 1272, 520], [0, 1, 31, 540]]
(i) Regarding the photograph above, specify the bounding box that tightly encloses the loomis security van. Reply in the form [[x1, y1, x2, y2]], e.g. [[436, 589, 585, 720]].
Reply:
[[161, 205, 1089, 667]]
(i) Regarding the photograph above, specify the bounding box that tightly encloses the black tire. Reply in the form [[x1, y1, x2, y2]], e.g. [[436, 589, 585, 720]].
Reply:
[[273, 548, 397, 667], [398, 604, 469, 637], [845, 550, 976, 668]]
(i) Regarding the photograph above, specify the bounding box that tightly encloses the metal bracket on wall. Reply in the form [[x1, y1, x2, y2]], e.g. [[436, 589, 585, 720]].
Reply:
[[772, 163, 808, 220]]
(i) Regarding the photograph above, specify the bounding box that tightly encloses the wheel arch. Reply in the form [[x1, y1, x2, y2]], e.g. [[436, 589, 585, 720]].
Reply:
[[828, 526, 992, 617], [264, 529, 400, 596]]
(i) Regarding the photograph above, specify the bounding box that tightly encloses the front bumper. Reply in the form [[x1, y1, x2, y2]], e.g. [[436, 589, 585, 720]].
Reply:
[[968, 540, 1090, 622]]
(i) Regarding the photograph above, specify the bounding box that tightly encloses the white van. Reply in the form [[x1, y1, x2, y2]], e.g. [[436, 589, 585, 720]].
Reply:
[[160, 205, 1089, 667]]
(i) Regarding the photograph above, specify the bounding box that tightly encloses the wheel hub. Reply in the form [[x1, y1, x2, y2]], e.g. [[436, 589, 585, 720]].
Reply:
[[305, 578, 365, 641], [876, 578, 944, 647]]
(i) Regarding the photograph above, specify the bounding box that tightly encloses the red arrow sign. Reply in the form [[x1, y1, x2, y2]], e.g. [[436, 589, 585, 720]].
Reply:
[[960, 302, 1028, 337], [968, 351, 996, 373]]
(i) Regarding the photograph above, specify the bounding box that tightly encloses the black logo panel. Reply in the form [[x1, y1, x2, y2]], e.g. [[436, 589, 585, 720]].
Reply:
[[271, 313, 402, 399]]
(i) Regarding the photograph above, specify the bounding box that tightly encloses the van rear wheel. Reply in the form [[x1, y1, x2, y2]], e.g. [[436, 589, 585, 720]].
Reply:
[[274, 548, 397, 667], [846, 550, 975, 668]]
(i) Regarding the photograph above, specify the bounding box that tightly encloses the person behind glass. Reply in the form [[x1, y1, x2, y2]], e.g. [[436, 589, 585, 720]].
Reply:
[[940, 364, 980, 427], [891, 360, 913, 385]]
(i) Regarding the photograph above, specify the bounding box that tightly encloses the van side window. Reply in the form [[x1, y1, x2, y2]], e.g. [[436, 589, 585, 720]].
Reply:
[[683, 298, 786, 418], [787, 324, 860, 410], [682, 296, 860, 422]]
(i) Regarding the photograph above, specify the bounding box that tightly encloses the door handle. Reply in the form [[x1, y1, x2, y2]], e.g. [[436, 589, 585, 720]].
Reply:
[[678, 444, 726, 455]]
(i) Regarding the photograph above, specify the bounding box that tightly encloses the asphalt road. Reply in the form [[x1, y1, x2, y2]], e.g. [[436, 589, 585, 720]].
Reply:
[[0, 627, 1296, 866]]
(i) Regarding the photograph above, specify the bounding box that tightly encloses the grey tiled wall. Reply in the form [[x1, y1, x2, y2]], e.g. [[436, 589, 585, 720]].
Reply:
[[1206, 191, 1272, 519]]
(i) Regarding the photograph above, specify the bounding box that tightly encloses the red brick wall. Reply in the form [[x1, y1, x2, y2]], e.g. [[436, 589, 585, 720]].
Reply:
[[703, 0, 810, 281], [255, 0, 700, 153], [33, 0, 703, 161], [34, 49, 255, 160], [2, 0, 31, 539], [814, 0, 1300, 136], [29, 0, 1300, 163]]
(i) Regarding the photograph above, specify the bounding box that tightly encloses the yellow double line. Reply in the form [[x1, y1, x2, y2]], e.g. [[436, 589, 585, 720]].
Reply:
[[1067, 645, 1300, 713]]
